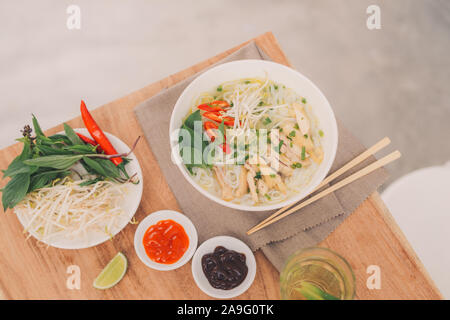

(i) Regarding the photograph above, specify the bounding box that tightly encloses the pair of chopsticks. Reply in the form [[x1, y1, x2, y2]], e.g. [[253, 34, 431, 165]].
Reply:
[[247, 137, 400, 235]]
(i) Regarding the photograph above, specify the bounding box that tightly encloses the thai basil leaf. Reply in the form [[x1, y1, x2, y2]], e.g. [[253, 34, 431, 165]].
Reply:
[[82, 156, 108, 177], [32, 114, 45, 137], [29, 169, 71, 192], [2, 173, 30, 210], [2, 138, 33, 178], [64, 144, 97, 154], [37, 145, 74, 156], [23, 155, 84, 169], [95, 158, 121, 178], [63, 123, 84, 145], [48, 134, 72, 145], [183, 110, 202, 130]]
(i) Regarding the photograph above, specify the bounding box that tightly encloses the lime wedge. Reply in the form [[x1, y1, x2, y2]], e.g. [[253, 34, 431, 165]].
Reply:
[[93, 252, 127, 290]]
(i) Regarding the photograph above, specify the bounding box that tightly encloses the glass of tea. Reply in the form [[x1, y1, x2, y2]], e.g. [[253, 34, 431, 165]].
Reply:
[[280, 247, 355, 300]]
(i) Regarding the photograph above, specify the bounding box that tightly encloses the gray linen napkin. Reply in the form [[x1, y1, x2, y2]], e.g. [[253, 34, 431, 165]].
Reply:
[[134, 42, 388, 271]]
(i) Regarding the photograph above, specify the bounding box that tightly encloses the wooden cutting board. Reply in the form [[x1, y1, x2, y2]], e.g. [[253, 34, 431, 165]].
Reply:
[[0, 32, 442, 300]]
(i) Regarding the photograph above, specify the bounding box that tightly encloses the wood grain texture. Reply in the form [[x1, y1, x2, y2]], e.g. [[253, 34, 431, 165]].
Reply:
[[0, 32, 442, 300]]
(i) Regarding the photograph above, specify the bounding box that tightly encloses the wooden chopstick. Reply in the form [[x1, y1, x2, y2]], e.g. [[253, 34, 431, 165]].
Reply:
[[247, 150, 401, 235], [247, 137, 391, 235]]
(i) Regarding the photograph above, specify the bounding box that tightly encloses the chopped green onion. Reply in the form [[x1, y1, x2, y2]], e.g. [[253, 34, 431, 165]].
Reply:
[[274, 140, 284, 154], [255, 171, 262, 179], [274, 85, 278, 90], [318, 130, 324, 137], [302, 97, 307, 104], [258, 101, 264, 106], [217, 86, 222, 92], [270, 174, 276, 178], [301, 146, 306, 160], [294, 123, 299, 130], [264, 194, 271, 200], [289, 130, 296, 137], [244, 80, 251, 84], [291, 162, 302, 169], [263, 117, 272, 125], [304, 134, 308, 138]]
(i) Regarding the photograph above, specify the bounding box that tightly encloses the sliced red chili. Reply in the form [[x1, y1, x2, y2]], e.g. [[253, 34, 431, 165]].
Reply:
[[203, 121, 231, 154], [197, 103, 223, 113], [211, 100, 230, 108], [203, 121, 219, 142], [203, 112, 235, 127]]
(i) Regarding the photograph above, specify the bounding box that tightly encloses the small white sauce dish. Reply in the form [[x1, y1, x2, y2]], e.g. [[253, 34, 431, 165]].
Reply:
[[191, 236, 256, 299], [134, 210, 198, 271]]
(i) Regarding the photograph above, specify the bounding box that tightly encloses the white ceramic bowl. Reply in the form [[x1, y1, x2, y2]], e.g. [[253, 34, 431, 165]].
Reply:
[[191, 236, 256, 299], [15, 128, 143, 249], [169, 60, 338, 211], [134, 210, 198, 271]]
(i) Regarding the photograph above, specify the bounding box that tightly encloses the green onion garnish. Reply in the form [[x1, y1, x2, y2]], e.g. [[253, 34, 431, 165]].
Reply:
[[301, 146, 306, 160]]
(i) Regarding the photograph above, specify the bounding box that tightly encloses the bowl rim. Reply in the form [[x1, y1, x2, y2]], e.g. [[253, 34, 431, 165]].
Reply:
[[169, 59, 338, 212]]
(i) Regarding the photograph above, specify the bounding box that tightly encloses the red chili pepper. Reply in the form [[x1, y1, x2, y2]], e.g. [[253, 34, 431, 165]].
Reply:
[[203, 121, 219, 142], [203, 121, 231, 154], [76, 132, 104, 153], [211, 100, 230, 108], [202, 112, 235, 127], [80, 100, 123, 166], [197, 103, 223, 113]]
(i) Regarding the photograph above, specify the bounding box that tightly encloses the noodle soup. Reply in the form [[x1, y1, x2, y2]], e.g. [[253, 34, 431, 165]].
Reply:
[[177, 77, 325, 207]]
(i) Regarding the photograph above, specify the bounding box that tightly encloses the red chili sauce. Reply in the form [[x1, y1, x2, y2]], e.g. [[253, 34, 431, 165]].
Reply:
[[142, 219, 189, 264]]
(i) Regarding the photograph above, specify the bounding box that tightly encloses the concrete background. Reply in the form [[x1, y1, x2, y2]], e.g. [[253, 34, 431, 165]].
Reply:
[[1, 0, 449, 184]]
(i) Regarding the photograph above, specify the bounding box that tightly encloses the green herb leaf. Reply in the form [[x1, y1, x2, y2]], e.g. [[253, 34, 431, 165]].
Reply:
[[36, 145, 74, 156], [29, 169, 70, 192], [183, 110, 202, 130], [2, 173, 30, 210], [263, 117, 272, 125], [63, 123, 84, 145], [32, 114, 45, 137], [82, 157, 108, 177], [65, 144, 97, 154], [48, 134, 72, 145], [23, 155, 84, 170], [2, 138, 33, 178]]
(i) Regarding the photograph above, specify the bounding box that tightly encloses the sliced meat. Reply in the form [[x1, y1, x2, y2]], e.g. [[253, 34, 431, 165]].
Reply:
[[213, 166, 234, 201], [234, 166, 248, 198], [292, 102, 310, 135]]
